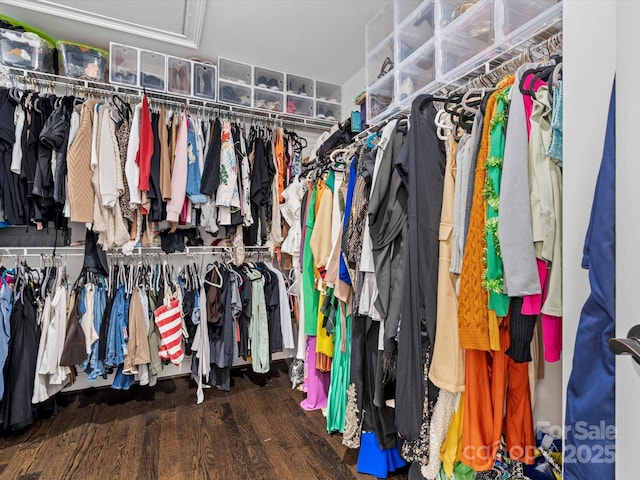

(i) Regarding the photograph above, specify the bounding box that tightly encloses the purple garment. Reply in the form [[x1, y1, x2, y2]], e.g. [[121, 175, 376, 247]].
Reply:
[[300, 336, 330, 411]]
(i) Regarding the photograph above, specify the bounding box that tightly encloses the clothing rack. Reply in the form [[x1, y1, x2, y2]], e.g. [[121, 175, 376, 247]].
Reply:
[[351, 29, 563, 145], [0, 66, 334, 132]]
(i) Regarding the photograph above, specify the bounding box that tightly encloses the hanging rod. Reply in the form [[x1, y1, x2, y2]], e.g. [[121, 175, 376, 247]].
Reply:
[[0, 66, 335, 132]]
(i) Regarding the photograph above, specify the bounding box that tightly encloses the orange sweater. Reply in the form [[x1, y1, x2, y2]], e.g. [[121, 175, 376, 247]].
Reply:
[[457, 93, 498, 351]]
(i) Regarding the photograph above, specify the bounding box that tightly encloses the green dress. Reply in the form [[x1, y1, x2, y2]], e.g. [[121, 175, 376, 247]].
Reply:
[[326, 301, 352, 433], [483, 86, 511, 317], [303, 186, 320, 335]]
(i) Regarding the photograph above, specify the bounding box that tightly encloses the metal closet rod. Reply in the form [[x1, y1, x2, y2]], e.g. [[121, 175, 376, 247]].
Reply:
[[0, 66, 334, 132], [0, 245, 271, 258]]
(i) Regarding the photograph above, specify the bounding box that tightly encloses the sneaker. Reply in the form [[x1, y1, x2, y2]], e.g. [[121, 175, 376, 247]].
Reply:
[[317, 107, 325, 119], [255, 98, 267, 109], [325, 110, 335, 121], [257, 75, 268, 88], [267, 78, 280, 90], [298, 84, 308, 96], [400, 77, 414, 100], [287, 101, 296, 114]]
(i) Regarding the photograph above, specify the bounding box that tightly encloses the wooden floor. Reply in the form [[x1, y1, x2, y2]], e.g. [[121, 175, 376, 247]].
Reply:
[[0, 362, 408, 480]]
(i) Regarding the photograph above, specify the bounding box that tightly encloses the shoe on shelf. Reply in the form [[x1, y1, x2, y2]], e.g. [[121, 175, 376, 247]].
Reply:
[[286, 101, 296, 114], [317, 107, 326, 119], [257, 75, 268, 88], [400, 77, 415, 100], [325, 110, 335, 121], [298, 84, 308, 96], [267, 78, 280, 90], [255, 99, 267, 109]]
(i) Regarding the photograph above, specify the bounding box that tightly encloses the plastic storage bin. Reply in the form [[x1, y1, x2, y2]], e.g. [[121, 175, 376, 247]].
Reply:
[[440, 0, 494, 29], [286, 74, 314, 97], [0, 28, 54, 72], [254, 66, 284, 91], [367, 74, 394, 123], [139, 50, 166, 92], [167, 56, 192, 96], [366, 36, 394, 87], [109, 43, 138, 86], [286, 94, 314, 117], [366, 1, 394, 57], [501, 0, 559, 37], [395, 0, 424, 24], [316, 81, 341, 104], [397, 0, 435, 63], [316, 101, 340, 122], [254, 88, 284, 112], [218, 57, 252, 85], [397, 40, 438, 105], [192, 62, 217, 100], [438, 0, 496, 80], [219, 80, 251, 107], [57, 41, 108, 81]]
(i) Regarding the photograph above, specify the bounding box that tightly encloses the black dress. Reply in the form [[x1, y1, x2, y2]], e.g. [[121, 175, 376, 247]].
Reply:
[[395, 96, 445, 441]]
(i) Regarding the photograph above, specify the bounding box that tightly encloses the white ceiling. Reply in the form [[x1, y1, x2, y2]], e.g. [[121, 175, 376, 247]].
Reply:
[[0, 0, 386, 85]]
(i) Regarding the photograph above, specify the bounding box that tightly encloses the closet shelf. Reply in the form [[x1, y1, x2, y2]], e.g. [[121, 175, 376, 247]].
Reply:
[[0, 66, 335, 132]]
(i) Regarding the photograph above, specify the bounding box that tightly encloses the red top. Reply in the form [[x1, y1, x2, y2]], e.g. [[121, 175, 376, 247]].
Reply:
[[137, 95, 154, 191]]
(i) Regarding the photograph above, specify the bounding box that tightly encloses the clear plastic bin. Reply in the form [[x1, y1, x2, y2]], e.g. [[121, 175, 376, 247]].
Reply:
[[139, 50, 166, 92], [286, 74, 314, 97], [367, 74, 394, 123], [397, 0, 436, 63], [0, 28, 54, 72], [501, 0, 559, 37], [254, 88, 284, 112], [218, 57, 252, 85], [316, 81, 341, 104], [254, 66, 284, 91], [316, 101, 340, 122], [366, 1, 394, 56], [286, 94, 314, 117], [438, 0, 496, 80], [192, 62, 217, 100], [57, 41, 108, 81], [219, 80, 251, 107], [366, 35, 394, 87], [109, 43, 138, 86], [440, 0, 494, 29], [397, 40, 437, 105], [167, 56, 192, 96], [395, 0, 425, 25]]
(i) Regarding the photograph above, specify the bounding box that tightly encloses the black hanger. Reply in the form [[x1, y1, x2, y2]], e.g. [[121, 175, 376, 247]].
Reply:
[[419, 94, 448, 112]]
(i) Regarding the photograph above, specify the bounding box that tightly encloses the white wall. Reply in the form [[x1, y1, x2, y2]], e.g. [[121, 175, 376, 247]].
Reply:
[[341, 66, 366, 121], [562, 0, 616, 427]]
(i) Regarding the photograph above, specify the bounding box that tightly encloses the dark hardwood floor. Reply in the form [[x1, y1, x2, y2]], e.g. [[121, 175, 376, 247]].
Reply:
[[0, 362, 408, 480]]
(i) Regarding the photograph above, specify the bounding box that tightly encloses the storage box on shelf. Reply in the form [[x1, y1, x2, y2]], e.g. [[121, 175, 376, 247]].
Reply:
[[0, 28, 54, 73], [192, 61, 217, 100], [286, 94, 314, 117], [367, 73, 394, 124], [396, 0, 435, 63], [286, 73, 314, 98], [254, 66, 284, 92], [109, 43, 138, 87], [218, 80, 252, 107], [316, 100, 340, 122], [139, 50, 166, 92], [395, 0, 425, 24], [366, 32, 395, 88], [316, 81, 341, 104], [396, 39, 439, 107], [218, 57, 252, 86], [254, 88, 284, 113], [500, 0, 560, 39], [57, 41, 108, 81], [167, 56, 192, 96]]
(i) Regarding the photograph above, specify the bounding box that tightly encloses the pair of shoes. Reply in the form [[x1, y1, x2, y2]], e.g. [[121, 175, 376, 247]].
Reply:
[[317, 108, 336, 121], [286, 100, 297, 114], [257, 76, 281, 90], [297, 84, 308, 96], [400, 77, 415, 100]]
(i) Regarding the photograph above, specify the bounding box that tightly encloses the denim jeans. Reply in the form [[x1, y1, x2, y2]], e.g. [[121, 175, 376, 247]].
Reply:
[[105, 287, 128, 368], [186, 118, 208, 205], [82, 282, 107, 380]]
